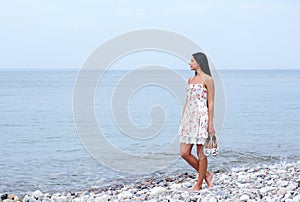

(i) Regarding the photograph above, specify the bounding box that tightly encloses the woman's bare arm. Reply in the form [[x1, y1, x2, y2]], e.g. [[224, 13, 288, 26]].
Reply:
[[206, 76, 215, 128]]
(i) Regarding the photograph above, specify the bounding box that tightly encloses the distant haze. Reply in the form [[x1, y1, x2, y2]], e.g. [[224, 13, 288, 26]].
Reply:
[[1, 0, 299, 70]]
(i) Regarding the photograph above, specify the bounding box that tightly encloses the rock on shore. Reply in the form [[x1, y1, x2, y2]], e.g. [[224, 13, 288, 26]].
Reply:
[[1, 161, 299, 201]]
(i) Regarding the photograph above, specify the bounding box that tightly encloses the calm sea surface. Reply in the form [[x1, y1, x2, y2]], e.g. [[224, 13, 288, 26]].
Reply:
[[0, 69, 299, 194]]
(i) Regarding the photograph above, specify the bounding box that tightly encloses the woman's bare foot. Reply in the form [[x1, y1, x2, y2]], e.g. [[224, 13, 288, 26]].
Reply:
[[205, 171, 214, 188], [189, 184, 202, 192]]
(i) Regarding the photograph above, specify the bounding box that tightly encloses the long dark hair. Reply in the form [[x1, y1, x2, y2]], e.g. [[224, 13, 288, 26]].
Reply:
[[192, 52, 212, 77]]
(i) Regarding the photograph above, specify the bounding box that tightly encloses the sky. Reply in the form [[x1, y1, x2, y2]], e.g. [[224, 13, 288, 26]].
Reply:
[[1, 0, 300, 70]]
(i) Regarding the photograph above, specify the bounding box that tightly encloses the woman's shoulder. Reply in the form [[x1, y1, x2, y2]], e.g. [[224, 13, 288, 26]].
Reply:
[[204, 74, 214, 88], [204, 74, 213, 82], [187, 76, 193, 84]]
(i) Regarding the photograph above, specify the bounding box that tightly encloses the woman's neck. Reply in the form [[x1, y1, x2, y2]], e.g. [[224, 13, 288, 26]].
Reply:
[[195, 70, 204, 77]]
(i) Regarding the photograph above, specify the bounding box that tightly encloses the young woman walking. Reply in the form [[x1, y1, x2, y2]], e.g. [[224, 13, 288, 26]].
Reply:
[[178, 52, 216, 191]]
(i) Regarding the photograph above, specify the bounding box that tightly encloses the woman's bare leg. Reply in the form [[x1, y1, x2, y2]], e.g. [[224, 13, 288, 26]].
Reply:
[[180, 143, 213, 188], [197, 144, 213, 188], [205, 171, 214, 188], [190, 144, 212, 191], [180, 143, 198, 170]]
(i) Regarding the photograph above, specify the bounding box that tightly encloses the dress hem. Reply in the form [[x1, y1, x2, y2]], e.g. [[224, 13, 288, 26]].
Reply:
[[179, 135, 207, 145]]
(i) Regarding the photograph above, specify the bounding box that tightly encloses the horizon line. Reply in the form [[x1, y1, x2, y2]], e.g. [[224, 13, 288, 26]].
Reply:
[[0, 67, 299, 71]]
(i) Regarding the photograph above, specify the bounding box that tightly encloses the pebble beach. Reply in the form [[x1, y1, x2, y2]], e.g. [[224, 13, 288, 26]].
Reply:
[[1, 161, 299, 202]]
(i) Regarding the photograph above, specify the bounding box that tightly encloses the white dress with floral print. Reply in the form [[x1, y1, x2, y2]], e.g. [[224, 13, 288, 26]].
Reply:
[[178, 82, 209, 145]]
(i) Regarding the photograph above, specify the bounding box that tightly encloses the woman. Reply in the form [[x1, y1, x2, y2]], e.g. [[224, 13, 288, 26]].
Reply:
[[178, 52, 216, 191]]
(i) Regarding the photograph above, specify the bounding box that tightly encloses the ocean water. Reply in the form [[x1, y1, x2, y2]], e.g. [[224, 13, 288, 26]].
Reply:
[[0, 69, 299, 194]]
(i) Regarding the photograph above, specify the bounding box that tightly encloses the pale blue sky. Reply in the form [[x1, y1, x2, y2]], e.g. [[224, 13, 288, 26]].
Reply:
[[1, 0, 299, 69]]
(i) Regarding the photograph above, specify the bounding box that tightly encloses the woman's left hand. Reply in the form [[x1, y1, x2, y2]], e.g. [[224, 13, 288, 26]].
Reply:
[[208, 124, 215, 136]]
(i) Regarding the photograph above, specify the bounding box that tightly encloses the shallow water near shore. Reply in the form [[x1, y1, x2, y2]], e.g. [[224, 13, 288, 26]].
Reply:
[[3, 161, 300, 201], [0, 69, 299, 195]]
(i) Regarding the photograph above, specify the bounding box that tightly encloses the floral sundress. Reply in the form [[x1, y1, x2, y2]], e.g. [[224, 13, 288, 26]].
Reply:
[[178, 79, 209, 145]]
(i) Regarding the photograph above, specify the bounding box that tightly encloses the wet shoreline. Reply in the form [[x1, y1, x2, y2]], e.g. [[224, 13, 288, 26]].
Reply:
[[1, 160, 299, 201]]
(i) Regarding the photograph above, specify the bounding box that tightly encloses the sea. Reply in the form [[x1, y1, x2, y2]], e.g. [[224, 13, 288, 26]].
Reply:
[[0, 68, 299, 195]]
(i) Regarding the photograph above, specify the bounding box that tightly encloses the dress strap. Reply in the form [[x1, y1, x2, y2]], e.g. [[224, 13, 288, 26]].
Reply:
[[191, 74, 207, 86], [203, 75, 206, 83], [202, 75, 207, 88], [189, 76, 195, 84]]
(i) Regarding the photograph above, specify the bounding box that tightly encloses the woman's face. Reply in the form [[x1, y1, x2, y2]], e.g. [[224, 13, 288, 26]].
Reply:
[[189, 56, 199, 71]]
